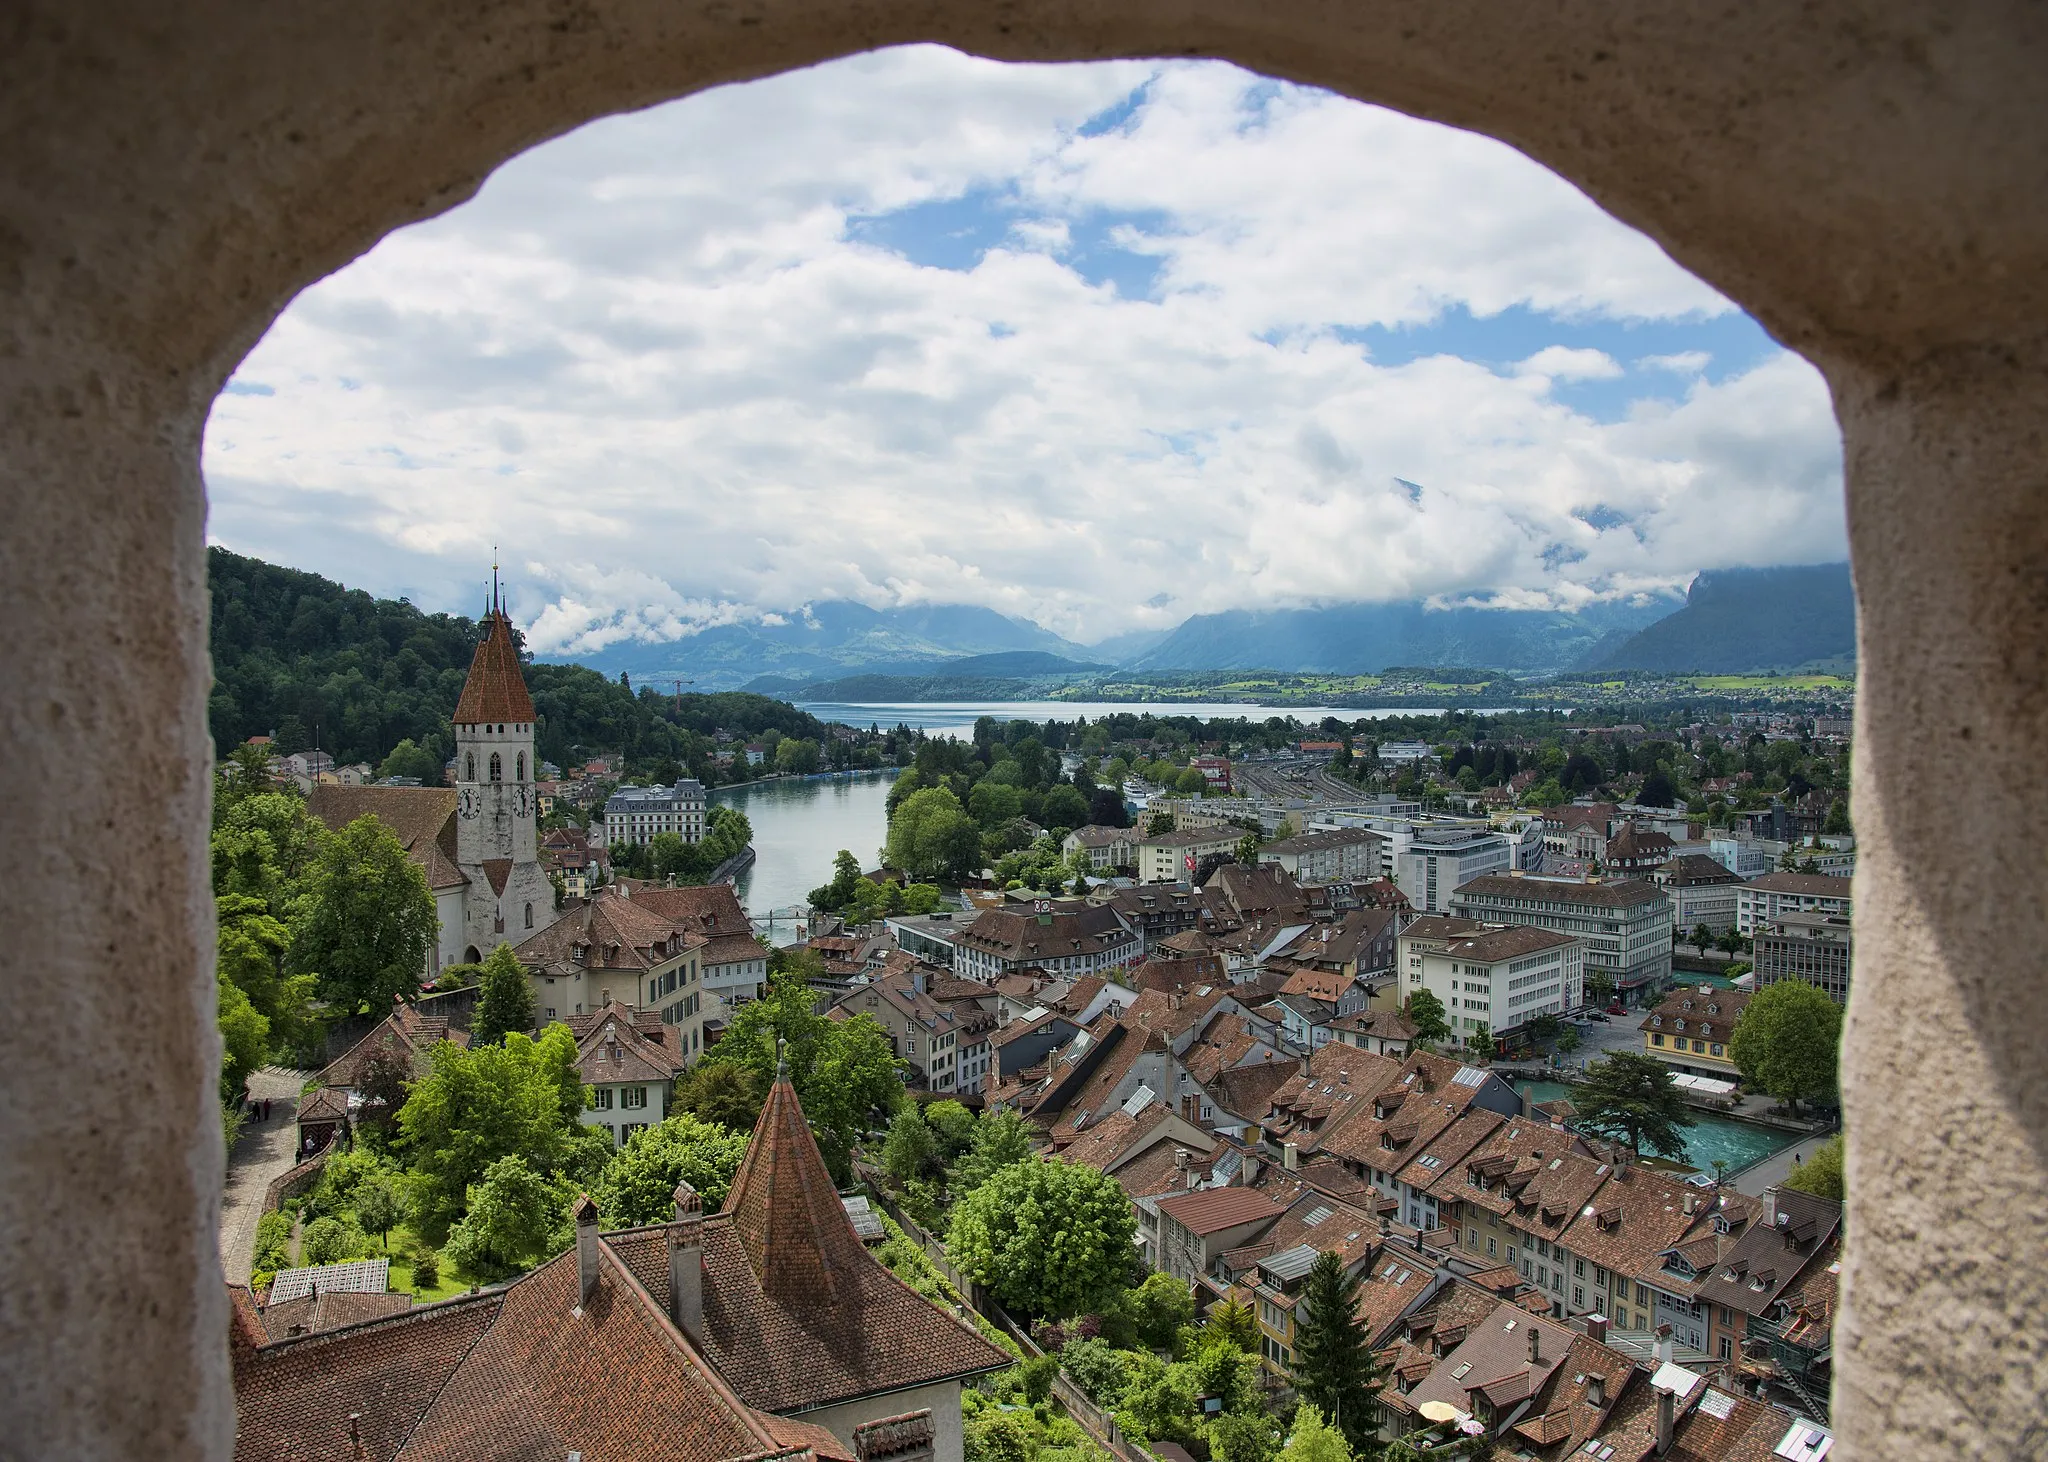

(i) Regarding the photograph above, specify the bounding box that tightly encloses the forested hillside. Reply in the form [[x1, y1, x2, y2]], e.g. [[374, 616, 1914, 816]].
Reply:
[[206, 548, 825, 778], [1590, 564, 1855, 672]]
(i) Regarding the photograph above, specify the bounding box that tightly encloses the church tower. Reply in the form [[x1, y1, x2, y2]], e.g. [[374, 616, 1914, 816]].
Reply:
[[452, 573, 556, 961]]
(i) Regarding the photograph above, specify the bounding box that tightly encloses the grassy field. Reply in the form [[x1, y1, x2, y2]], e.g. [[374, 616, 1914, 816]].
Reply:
[[1682, 674, 1856, 691]]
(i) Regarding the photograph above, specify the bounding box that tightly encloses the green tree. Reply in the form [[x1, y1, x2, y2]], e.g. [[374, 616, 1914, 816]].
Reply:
[[1782, 1133, 1846, 1203], [1278, 1404, 1349, 1462], [1583, 969, 1617, 1008], [1204, 1295, 1261, 1354], [968, 781, 1025, 830], [377, 738, 443, 784], [1121, 1272, 1196, 1351], [1209, 1411, 1279, 1462], [899, 883, 946, 915], [923, 1099, 978, 1160], [1692, 922, 1716, 955], [1464, 1021, 1493, 1060], [1041, 784, 1091, 834], [1235, 831, 1262, 867], [216, 971, 270, 1103], [396, 1025, 587, 1240], [594, 1113, 750, 1225], [443, 1156, 563, 1280], [210, 790, 324, 911], [301, 1215, 372, 1266], [809, 849, 864, 910], [947, 1157, 1138, 1319], [1556, 1024, 1582, 1056], [949, 1107, 1036, 1195], [470, 942, 537, 1046], [290, 814, 437, 1014], [1289, 1252, 1383, 1449], [882, 1106, 942, 1186], [354, 1172, 408, 1250], [1639, 769, 1678, 807], [706, 972, 903, 1181], [887, 785, 986, 883], [1404, 988, 1451, 1045], [775, 737, 822, 775], [672, 1060, 764, 1132], [1574, 1050, 1698, 1159], [1730, 980, 1843, 1115], [1823, 798, 1852, 835]]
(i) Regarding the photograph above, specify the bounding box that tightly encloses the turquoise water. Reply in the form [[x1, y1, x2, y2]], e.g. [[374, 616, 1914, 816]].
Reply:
[[1512, 1079, 1798, 1176], [712, 771, 896, 927]]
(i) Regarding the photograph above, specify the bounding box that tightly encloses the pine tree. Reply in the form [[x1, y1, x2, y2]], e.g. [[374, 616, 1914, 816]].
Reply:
[[470, 942, 537, 1046], [1288, 1252, 1384, 1450]]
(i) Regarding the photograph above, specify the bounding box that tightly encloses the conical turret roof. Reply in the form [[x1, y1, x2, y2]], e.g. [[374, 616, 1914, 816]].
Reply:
[[720, 1063, 869, 1307], [453, 608, 536, 725]]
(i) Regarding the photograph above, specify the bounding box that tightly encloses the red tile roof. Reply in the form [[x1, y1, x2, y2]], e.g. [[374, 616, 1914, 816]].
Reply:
[[1155, 1186, 1288, 1235], [452, 608, 537, 725]]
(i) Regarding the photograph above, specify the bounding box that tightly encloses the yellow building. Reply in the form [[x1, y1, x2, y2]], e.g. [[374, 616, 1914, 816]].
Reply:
[[1639, 986, 1751, 1080]]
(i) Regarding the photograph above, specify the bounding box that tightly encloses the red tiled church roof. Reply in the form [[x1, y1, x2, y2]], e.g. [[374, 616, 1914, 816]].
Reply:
[[453, 608, 537, 725]]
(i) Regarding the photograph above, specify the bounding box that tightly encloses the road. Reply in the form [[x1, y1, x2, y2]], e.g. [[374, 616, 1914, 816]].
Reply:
[[1731, 1130, 1839, 1196], [218, 1067, 311, 1283]]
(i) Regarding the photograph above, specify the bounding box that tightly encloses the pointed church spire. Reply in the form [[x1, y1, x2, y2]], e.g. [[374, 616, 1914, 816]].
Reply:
[[719, 1061, 868, 1307], [453, 561, 536, 726]]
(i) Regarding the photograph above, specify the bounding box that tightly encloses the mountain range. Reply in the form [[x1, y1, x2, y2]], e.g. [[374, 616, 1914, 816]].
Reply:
[[537, 565, 1858, 688], [1587, 563, 1856, 672]]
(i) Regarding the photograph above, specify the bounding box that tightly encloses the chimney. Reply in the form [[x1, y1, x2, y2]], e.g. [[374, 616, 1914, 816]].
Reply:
[[1283, 1142, 1300, 1172], [1762, 1186, 1778, 1227], [1655, 1384, 1676, 1456], [1298, 1053, 1311, 1076], [1586, 1373, 1606, 1407], [1243, 1156, 1263, 1186], [1654, 1323, 1675, 1367], [669, 1182, 705, 1343], [1683, 1193, 1696, 1216], [1587, 1313, 1608, 1344], [573, 1193, 601, 1306], [1174, 1147, 1191, 1172], [1528, 1324, 1541, 1363]]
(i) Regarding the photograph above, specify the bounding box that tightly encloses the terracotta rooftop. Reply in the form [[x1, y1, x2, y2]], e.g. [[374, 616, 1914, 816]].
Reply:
[[307, 784, 467, 891], [452, 606, 537, 725], [1155, 1185, 1287, 1236]]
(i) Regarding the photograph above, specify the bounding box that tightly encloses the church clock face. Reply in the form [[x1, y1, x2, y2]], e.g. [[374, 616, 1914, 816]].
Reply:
[[457, 788, 479, 820], [513, 785, 530, 819]]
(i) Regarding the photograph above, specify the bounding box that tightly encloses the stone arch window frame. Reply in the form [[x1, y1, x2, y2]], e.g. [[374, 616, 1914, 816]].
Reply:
[[489, 751, 503, 782], [464, 751, 476, 782], [11, 14, 2040, 1460]]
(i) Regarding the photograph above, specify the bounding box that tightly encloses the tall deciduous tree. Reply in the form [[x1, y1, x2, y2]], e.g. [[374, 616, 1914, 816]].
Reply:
[[1289, 1252, 1383, 1450], [672, 1060, 764, 1133], [1574, 1050, 1698, 1159], [947, 1157, 1137, 1319], [470, 943, 537, 1046], [1404, 988, 1451, 1045], [948, 1107, 1036, 1195], [396, 1025, 587, 1240], [1730, 980, 1842, 1115], [886, 786, 985, 883], [290, 814, 437, 1014], [217, 892, 317, 1063], [1278, 1404, 1350, 1462], [705, 971, 903, 1181], [443, 1155, 563, 1280], [594, 1113, 750, 1225], [1782, 1133, 1846, 1203]]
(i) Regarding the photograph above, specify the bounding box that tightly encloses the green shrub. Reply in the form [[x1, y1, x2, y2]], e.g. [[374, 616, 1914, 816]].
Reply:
[[301, 1215, 370, 1265], [1059, 1336, 1131, 1408], [1018, 1352, 1060, 1405], [411, 1249, 441, 1289], [253, 1210, 294, 1274]]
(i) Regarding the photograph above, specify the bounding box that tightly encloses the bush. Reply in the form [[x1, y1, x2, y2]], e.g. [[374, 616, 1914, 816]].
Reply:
[[1060, 1336, 1132, 1408], [301, 1215, 370, 1266], [410, 1249, 441, 1289], [253, 1210, 294, 1274], [1018, 1352, 1060, 1405]]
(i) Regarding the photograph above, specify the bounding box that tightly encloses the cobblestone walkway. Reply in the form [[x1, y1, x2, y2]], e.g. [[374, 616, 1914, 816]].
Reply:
[[219, 1067, 310, 1284]]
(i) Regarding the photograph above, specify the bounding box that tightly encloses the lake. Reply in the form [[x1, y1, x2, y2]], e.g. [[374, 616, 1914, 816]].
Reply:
[[712, 772, 897, 934], [797, 698, 1508, 739], [1512, 1078, 1799, 1176]]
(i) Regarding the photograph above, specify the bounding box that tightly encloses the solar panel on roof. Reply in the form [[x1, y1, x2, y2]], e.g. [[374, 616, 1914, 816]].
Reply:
[[1452, 1066, 1487, 1086], [1699, 1389, 1737, 1420], [1261, 1244, 1320, 1282], [1302, 1205, 1333, 1226], [267, 1258, 390, 1303]]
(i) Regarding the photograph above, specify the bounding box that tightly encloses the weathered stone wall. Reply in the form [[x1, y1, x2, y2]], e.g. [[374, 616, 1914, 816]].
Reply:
[[2, 3, 2044, 1458]]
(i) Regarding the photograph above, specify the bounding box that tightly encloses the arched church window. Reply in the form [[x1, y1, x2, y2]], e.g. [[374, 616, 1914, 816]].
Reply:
[[464, 752, 475, 782], [517, 751, 526, 781], [489, 752, 502, 782], [524, 902, 534, 929]]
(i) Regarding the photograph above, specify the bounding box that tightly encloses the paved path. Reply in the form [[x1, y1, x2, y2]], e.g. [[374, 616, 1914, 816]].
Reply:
[[1733, 1130, 1838, 1196], [219, 1067, 310, 1283]]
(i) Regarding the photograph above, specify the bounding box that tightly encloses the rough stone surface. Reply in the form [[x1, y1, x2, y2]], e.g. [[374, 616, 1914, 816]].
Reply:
[[2, 2, 2044, 1457]]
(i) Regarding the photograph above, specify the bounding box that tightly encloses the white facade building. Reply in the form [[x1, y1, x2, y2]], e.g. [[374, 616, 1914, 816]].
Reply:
[[1735, 871, 1854, 935], [1400, 924, 1585, 1037], [1396, 827, 1513, 913], [600, 780, 707, 847]]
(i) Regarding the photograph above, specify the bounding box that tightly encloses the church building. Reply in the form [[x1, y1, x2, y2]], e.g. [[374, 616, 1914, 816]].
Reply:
[[308, 587, 562, 977]]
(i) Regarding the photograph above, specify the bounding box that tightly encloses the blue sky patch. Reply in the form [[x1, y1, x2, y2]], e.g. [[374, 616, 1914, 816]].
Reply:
[[849, 187, 1171, 299], [222, 380, 275, 396]]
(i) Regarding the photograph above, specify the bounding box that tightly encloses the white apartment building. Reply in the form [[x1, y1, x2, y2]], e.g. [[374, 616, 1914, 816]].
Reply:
[[1137, 827, 1241, 884], [1396, 826, 1513, 913], [1402, 925, 1584, 1037], [1258, 828, 1382, 885], [599, 780, 707, 847], [1651, 854, 1744, 934], [1735, 871, 1853, 935], [1450, 873, 1674, 1005], [1062, 824, 1138, 871], [1377, 741, 1434, 765]]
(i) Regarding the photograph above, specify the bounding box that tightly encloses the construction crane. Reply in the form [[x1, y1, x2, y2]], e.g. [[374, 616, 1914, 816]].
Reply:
[[666, 678, 694, 713]]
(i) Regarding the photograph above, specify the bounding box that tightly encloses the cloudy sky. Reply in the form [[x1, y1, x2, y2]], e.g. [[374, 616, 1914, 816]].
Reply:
[[203, 46, 1846, 656]]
